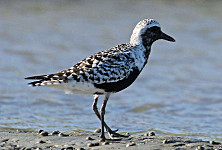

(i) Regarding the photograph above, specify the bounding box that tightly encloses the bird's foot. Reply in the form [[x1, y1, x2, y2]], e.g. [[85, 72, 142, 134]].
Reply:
[[100, 137, 106, 142], [107, 129, 129, 139]]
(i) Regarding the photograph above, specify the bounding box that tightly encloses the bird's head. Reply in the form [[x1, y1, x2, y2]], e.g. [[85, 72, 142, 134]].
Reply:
[[130, 19, 175, 46]]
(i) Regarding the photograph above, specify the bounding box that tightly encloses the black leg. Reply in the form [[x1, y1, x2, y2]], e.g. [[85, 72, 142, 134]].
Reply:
[[99, 92, 110, 142], [92, 94, 129, 140], [93, 95, 116, 133]]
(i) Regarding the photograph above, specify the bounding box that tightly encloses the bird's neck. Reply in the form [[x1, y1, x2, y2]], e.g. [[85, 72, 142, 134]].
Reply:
[[141, 44, 151, 70], [141, 38, 152, 59], [131, 43, 151, 72], [130, 34, 153, 70]]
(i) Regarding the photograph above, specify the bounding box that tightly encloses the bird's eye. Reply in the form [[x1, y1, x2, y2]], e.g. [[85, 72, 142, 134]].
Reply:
[[150, 26, 160, 32]]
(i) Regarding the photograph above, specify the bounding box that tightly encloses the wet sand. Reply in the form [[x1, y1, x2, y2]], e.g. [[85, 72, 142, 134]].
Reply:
[[0, 129, 221, 150], [1, 0, 222, 141]]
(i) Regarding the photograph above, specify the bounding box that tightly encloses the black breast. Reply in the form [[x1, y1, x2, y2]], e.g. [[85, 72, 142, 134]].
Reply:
[[93, 68, 140, 93]]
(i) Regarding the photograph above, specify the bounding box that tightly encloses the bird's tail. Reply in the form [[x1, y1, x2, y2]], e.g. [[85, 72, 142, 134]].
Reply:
[[25, 74, 54, 86], [25, 71, 71, 86]]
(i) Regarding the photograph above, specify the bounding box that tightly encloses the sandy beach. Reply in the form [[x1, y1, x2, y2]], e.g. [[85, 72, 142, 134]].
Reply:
[[0, 129, 221, 150], [1, 1, 222, 149]]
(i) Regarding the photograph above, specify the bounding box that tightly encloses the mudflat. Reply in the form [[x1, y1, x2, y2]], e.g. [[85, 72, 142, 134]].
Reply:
[[0, 129, 221, 150]]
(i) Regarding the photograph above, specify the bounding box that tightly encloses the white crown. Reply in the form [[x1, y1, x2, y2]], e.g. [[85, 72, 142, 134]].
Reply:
[[130, 19, 161, 45]]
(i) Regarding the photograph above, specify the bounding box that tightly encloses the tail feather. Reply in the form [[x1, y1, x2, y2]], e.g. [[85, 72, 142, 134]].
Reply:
[[27, 80, 44, 86], [25, 71, 71, 86], [25, 74, 50, 86], [25, 74, 48, 80]]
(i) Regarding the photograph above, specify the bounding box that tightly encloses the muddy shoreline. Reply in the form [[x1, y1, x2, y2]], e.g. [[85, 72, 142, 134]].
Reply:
[[0, 129, 221, 150]]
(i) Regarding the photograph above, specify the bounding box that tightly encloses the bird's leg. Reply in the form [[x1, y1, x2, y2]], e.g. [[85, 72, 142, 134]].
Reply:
[[93, 95, 118, 133], [93, 94, 129, 139], [99, 92, 110, 142]]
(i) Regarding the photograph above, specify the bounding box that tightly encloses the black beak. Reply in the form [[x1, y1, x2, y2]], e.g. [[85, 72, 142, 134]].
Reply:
[[159, 31, 175, 42]]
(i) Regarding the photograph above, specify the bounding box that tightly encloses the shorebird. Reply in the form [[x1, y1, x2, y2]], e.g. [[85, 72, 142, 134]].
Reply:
[[25, 19, 175, 142]]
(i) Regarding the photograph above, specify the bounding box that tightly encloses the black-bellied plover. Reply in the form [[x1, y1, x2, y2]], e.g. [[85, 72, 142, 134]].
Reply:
[[25, 19, 175, 142]]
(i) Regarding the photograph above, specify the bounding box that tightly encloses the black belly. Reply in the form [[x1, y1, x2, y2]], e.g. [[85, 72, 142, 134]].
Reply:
[[94, 68, 140, 93]]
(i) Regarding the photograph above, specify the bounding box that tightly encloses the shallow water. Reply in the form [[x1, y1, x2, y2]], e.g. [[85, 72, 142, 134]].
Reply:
[[0, 0, 222, 141]]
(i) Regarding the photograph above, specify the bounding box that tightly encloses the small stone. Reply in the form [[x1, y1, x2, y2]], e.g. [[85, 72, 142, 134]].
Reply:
[[65, 147, 74, 150], [102, 141, 109, 145], [209, 140, 220, 145], [87, 142, 99, 147], [148, 131, 155, 136], [144, 131, 155, 136], [94, 142, 100, 146], [125, 132, 130, 136], [86, 136, 94, 140], [39, 131, 48, 136], [126, 142, 136, 147], [54, 145, 61, 148], [94, 128, 101, 133], [1, 139, 9, 142], [87, 143, 93, 147], [196, 146, 204, 150], [36, 140, 46, 144], [172, 143, 185, 147], [163, 139, 169, 144], [16, 144, 21, 147], [58, 133, 68, 137], [76, 148, 85, 150], [36, 148, 42, 150], [38, 130, 44, 134], [50, 130, 60, 135]]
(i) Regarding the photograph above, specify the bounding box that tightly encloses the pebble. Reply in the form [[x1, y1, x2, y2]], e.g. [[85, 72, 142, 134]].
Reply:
[[86, 136, 94, 140], [94, 128, 101, 133], [62, 147, 74, 150], [76, 148, 85, 150], [125, 132, 130, 136], [102, 141, 109, 145], [126, 142, 136, 147], [54, 145, 61, 148], [148, 131, 155, 136], [39, 131, 48, 136], [87, 142, 100, 147], [163, 139, 169, 144], [172, 143, 185, 147], [1, 139, 9, 142], [36, 140, 46, 144], [0, 143, 5, 147], [50, 130, 60, 135], [87, 143, 94, 147], [59, 133, 68, 137], [144, 131, 155, 136], [37, 130, 44, 134], [209, 140, 220, 145], [196, 146, 204, 150]]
